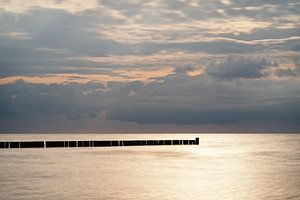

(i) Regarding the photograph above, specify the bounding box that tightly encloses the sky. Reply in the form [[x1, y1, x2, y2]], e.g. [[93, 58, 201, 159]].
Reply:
[[0, 0, 299, 133]]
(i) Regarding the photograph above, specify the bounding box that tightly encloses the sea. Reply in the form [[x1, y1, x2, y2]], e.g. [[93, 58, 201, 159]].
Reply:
[[0, 134, 299, 200]]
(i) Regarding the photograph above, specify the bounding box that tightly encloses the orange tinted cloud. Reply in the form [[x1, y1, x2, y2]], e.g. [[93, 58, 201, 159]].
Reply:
[[0, 68, 174, 85], [186, 69, 205, 77]]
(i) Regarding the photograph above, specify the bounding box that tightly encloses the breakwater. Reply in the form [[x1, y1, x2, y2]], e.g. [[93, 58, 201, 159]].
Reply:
[[0, 137, 199, 148]]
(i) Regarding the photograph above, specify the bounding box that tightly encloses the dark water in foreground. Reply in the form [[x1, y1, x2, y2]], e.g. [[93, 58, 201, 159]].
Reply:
[[0, 134, 299, 200]]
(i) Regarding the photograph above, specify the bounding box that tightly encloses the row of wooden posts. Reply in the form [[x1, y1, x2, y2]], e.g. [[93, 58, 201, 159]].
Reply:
[[0, 138, 199, 149]]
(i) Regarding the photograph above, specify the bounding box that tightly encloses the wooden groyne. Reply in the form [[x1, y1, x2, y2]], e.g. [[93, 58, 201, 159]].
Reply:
[[0, 137, 199, 149]]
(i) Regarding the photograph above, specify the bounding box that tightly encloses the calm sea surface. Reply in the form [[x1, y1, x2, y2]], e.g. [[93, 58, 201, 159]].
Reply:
[[0, 134, 299, 200]]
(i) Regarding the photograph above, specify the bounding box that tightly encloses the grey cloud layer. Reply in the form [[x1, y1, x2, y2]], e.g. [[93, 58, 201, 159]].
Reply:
[[1, 73, 299, 129]]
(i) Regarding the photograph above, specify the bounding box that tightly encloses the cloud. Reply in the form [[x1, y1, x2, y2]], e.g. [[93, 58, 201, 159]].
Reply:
[[105, 75, 300, 125], [96, 18, 272, 44], [276, 68, 297, 77], [276, 57, 300, 77], [79, 51, 209, 67], [1, 71, 300, 131], [0, 67, 174, 85], [0, 0, 99, 14], [175, 65, 204, 77], [107, 103, 300, 125], [0, 31, 31, 40], [206, 55, 278, 79]]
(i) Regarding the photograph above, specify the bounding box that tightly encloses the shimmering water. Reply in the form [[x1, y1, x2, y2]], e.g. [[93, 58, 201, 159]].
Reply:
[[0, 134, 299, 200]]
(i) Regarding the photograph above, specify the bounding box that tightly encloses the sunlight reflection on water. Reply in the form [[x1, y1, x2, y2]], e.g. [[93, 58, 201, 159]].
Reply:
[[0, 134, 299, 200]]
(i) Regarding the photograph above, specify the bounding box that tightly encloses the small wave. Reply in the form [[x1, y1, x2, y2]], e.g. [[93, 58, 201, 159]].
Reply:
[[146, 150, 189, 158], [250, 150, 281, 157], [285, 195, 300, 200]]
